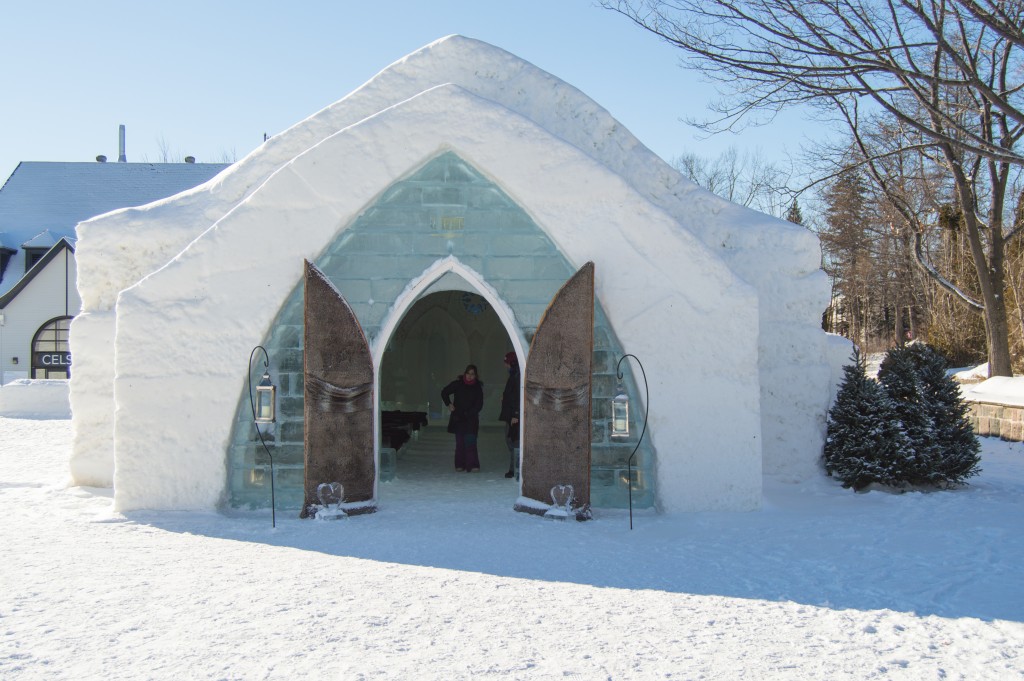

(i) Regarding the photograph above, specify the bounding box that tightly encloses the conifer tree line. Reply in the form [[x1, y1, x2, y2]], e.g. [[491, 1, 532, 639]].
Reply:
[[817, 162, 1023, 370], [604, 0, 1024, 375]]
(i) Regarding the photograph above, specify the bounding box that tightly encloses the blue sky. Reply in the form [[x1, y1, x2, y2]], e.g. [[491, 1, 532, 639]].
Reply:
[[1, 0, 820, 179]]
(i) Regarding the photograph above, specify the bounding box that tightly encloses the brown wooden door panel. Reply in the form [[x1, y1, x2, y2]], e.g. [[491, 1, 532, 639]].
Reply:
[[519, 262, 594, 512], [302, 260, 376, 516]]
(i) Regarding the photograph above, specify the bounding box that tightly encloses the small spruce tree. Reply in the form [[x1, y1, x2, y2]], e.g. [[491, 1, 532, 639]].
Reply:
[[877, 347, 937, 485], [824, 350, 916, 490], [903, 343, 981, 485]]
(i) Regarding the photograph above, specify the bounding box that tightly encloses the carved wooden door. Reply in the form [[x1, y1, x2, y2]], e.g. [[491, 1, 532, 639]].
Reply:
[[302, 260, 376, 516], [518, 262, 594, 513]]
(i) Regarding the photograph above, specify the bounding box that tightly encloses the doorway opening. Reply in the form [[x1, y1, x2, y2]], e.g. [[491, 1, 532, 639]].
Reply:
[[377, 275, 521, 495]]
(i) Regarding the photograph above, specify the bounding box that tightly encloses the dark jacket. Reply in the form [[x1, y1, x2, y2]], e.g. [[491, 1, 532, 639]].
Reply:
[[441, 376, 484, 435], [498, 367, 520, 423], [499, 367, 521, 444]]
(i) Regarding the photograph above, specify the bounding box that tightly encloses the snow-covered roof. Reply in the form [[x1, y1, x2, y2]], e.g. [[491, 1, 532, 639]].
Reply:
[[0, 237, 74, 309], [21, 229, 58, 250], [0, 161, 230, 243], [0, 160, 230, 297]]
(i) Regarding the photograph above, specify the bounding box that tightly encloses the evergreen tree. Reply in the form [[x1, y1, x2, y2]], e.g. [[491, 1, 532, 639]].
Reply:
[[903, 344, 981, 485], [820, 169, 872, 345], [824, 350, 915, 490], [873, 343, 982, 487], [785, 199, 804, 225], [878, 347, 937, 485]]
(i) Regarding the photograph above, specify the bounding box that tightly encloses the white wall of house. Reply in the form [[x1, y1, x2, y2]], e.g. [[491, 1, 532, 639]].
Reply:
[[0, 248, 80, 385]]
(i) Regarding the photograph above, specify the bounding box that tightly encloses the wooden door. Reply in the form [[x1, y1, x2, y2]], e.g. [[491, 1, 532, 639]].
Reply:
[[302, 260, 376, 516], [517, 262, 594, 514]]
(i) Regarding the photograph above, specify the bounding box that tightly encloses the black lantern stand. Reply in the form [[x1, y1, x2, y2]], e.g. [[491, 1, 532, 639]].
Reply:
[[615, 354, 649, 530], [248, 345, 277, 528]]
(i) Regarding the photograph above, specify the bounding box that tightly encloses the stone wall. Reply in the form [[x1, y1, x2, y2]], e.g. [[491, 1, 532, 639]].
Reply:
[[968, 401, 1024, 441]]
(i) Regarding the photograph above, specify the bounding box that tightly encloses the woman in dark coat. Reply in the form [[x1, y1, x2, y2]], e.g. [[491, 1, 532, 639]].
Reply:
[[441, 364, 484, 472], [498, 351, 520, 479]]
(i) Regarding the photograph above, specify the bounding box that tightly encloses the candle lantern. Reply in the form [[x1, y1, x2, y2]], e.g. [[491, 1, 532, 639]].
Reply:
[[248, 345, 277, 528], [255, 371, 277, 424], [611, 383, 630, 438]]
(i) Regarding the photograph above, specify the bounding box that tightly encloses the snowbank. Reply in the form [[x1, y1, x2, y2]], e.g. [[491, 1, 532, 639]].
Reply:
[[0, 379, 71, 418], [962, 376, 1024, 407], [954, 363, 990, 383]]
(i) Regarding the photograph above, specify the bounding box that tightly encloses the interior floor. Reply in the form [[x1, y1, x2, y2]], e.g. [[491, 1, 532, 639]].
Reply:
[[380, 424, 520, 505]]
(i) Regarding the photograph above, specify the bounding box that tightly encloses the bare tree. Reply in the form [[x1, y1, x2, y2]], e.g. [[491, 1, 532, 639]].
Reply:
[[155, 134, 176, 163], [674, 146, 794, 216], [605, 0, 1024, 375]]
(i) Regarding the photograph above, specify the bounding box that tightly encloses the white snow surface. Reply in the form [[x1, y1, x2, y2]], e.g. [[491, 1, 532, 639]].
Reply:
[[2, 416, 1022, 679], [953, 363, 990, 382]]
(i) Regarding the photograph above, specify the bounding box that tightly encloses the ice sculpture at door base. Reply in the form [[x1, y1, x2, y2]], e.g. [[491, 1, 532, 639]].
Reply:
[[544, 484, 574, 521], [314, 482, 347, 520]]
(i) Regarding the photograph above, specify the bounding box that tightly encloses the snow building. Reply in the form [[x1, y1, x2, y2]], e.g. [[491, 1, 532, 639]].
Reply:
[[69, 36, 848, 515], [0, 158, 229, 386]]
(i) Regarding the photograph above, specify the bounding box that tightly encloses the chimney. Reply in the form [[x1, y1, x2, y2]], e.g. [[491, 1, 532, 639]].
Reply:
[[118, 124, 127, 162]]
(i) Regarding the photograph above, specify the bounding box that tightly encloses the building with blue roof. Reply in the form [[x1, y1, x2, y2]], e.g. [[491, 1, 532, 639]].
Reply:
[[0, 159, 229, 383]]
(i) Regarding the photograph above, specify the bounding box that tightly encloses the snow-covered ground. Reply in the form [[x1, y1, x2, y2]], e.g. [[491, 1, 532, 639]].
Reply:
[[2, 416, 1022, 679]]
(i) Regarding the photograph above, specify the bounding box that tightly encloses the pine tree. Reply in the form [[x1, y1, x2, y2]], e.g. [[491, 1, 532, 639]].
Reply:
[[873, 343, 982, 487], [877, 347, 936, 485], [820, 170, 872, 345], [824, 350, 915, 490], [903, 343, 981, 485], [785, 199, 804, 225]]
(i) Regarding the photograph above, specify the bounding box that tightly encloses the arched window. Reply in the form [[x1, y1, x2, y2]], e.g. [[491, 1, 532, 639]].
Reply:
[[31, 316, 72, 379]]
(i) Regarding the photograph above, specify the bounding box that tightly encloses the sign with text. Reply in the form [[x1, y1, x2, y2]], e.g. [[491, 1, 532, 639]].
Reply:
[[34, 352, 72, 368]]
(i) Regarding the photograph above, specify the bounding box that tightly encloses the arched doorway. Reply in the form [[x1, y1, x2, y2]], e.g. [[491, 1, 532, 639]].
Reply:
[[300, 258, 528, 515], [379, 288, 515, 483]]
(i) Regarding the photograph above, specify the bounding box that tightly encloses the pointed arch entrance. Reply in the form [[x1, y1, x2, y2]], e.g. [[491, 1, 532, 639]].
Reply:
[[300, 256, 595, 515], [374, 257, 527, 488]]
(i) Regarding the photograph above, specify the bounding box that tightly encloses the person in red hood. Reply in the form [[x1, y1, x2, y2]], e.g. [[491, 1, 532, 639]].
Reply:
[[441, 364, 484, 472]]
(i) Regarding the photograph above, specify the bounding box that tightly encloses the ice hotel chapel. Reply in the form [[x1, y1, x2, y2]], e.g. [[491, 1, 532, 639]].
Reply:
[[68, 36, 847, 515]]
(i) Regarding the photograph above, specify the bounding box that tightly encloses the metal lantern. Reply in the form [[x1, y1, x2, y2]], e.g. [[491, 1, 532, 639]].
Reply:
[[255, 371, 276, 424], [611, 382, 630, 438], [248, 345, 277, 528]]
